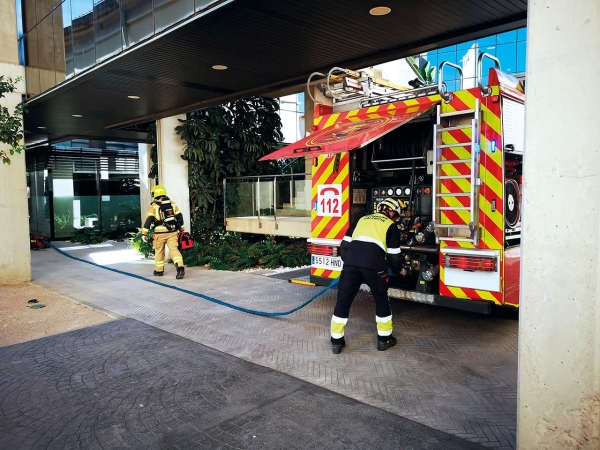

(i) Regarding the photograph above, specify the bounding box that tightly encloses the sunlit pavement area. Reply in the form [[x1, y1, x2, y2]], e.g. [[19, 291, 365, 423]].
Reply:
[[1, 242, 518, 449]]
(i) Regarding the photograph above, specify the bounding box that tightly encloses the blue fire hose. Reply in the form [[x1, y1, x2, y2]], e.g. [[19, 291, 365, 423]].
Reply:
[[43, 241, 338, 317]]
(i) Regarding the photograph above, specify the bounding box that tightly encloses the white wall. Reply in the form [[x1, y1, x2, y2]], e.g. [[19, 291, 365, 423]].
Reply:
[[518, 1, 600, 448]]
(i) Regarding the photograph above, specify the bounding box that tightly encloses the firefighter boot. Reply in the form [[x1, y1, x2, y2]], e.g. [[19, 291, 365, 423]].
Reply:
[[331, 338, 345, 355], [153, 270, 163, 277], [176, 264, 185, 280], [377, 335, 397, 351]]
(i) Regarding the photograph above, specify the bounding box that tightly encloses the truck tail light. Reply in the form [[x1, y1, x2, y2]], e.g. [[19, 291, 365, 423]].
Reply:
[[308, 244, 338, 257], [442, 254, 497, 272]]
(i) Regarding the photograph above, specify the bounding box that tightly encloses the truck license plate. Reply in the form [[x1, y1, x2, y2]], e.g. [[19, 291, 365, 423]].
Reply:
[[311, 255, 343, 270]]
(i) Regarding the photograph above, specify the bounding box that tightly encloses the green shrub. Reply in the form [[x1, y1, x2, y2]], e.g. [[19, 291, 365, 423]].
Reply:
[[127, 230, 155, 258], [70, 228, 104, 245]]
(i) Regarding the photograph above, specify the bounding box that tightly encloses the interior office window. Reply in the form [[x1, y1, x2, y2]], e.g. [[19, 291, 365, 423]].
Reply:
[[122, 0, 154, 46], [71, 0, 96, 73], [103, 174, 140, 196], [94, 0, 123, 62], [154, 0, 194, 33], [73, 172, 97, 196]]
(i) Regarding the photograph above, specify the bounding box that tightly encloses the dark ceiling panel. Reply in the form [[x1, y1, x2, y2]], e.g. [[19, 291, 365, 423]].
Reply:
[[25, 0, 527, 145]]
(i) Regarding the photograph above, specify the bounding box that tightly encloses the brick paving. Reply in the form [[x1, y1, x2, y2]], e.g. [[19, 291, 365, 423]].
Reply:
[[18, 243, 518, 449]]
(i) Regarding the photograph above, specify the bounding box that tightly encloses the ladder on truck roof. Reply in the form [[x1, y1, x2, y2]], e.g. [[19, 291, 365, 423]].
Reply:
[[432, 99, 481, 246]]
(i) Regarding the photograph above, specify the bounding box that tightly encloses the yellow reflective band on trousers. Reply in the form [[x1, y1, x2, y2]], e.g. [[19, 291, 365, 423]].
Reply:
[[153, 231, 183, 272], [376, 315, 393, 336], [330, 315, 348, 339], [351, 213, 394, 252]]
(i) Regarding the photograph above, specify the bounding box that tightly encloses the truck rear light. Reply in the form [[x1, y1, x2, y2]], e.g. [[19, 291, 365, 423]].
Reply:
[[308, 244, 338, 257], [442, 254, 497, 272]]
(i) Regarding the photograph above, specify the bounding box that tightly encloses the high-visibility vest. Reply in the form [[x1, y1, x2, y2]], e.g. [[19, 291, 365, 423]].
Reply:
[[351, 213, 394, 253]]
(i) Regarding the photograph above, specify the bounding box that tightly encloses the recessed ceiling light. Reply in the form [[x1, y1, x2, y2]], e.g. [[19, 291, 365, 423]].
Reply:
[[369, 6, 391, 16], [72, 114, 82, 118], [37, 126, 46, 129], [212, 64, 228, 70], [128, 95, 140, 99]]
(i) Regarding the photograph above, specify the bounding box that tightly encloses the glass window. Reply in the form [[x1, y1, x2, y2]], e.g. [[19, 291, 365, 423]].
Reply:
[[475, 35, 496, 48], [497, 30, 517, 44], [457, 40, 475, 51], [496, 43, 517, 74], [71, 0, 95, 73], [73, 172, 97, 196], [517, 27, 527, 42], [517, 41, 527, 74], [438, 50, 457, 66], [154, 0, 194, 33], [94, 0, 123, 62], [195, 0, 219, 12], [122, 0, 154, 46], [62, 0, 74, 76]]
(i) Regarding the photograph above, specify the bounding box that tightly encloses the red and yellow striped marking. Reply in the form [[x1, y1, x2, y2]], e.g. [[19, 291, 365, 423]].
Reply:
[[438, 87, 505, 305]]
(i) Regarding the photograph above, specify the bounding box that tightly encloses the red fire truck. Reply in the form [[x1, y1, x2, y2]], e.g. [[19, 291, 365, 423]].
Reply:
[[261, 54, 524, 314]]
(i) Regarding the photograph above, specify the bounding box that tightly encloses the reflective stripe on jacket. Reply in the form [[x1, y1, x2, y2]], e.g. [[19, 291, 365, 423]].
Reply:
[[339, 213, 402, 272]]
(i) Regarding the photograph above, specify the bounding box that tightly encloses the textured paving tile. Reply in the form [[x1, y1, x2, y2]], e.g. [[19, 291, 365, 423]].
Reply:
[[28, 244, 518, 449], [0, 319, 486, 450]]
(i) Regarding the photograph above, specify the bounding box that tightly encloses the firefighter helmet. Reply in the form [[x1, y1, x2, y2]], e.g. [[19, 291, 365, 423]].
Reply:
[[377, 197, 404, 216], [151, 185, 167, 198]]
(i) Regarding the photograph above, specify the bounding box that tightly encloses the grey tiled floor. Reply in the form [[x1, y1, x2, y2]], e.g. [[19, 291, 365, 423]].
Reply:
[[26, 243, 518, 449]]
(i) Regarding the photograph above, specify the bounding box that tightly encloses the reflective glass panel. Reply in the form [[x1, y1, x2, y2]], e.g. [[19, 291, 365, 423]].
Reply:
[[517, 41, 527, 74], [517, 28, 527, 42], [71, 0, 95, 73], [122, 0, 154, 46], [195, 0, 218, 12], [497, 30, 517, 44], [154, 0, 194, 33], [496, 43, 517, 74], [62, 0, 74, 76], [94, 0, 123, 62]]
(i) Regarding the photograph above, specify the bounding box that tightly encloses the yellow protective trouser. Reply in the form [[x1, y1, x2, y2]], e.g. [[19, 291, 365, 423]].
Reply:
[[153, 232, 183, 272]]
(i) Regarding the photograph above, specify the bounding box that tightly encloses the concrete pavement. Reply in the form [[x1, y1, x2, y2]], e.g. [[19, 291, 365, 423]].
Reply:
[[0, 242, 518, 448]]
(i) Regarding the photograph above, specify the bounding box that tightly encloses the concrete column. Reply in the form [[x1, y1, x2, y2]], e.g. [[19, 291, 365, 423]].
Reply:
[[137, 143, 154, 225], [156, 115, 190, 231], [518, 2, 600, 449], [0, 0, 31, 284]]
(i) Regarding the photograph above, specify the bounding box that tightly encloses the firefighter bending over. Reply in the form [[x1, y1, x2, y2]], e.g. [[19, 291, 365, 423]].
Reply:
[[141, 185, 186, 279], [330, 197, 403, 354]]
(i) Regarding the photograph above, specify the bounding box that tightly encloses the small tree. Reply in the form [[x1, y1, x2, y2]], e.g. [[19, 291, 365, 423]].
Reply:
[[176, 96, 283, 225], [0, 76, 26, 165], [406, 56, 435, 85]]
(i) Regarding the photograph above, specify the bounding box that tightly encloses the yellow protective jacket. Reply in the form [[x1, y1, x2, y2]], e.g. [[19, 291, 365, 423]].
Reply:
[[339, 213, 402, 272], [141, 196, 184, 235]]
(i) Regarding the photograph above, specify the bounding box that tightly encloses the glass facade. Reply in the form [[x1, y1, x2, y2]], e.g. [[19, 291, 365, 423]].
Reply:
[[17, 0, 221, 93], [415, 27, 527, 92], [26, 140, 141, 239]]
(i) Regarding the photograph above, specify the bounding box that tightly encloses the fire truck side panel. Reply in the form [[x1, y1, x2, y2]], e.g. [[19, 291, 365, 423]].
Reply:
[[438, 87, 504, 305], [309, 153, 350, 284], [504, 246, 520, 306]]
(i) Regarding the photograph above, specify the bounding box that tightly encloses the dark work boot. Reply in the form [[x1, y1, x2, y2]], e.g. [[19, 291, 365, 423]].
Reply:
[[153, 270, 163, 277], [331, 338, 346, 355], [176, 265, 185, 280], [377, 335, 397, 352]]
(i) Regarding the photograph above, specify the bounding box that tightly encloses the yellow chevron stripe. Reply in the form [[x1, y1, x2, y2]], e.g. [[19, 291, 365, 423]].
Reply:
[[313, 169, 349, 237], [482, 137, 503, 168], [480, 164, 503, 200], [482, 107, 501, 136], [448, 286, 468, 299], [366, 106, 379, 114], [323, 113, 340, 129], [475, 290, 502, 304], [326, 186, 350, 238], [314, 116, 323, 126], [313, 268, 325, 277], [454, 90, 477, 109]]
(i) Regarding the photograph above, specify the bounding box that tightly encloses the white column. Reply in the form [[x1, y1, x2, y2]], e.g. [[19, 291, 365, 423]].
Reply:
[[137, 143, 153, 224], [156, 115, 190, 231], [0, 0, 31, 283], [518, 2, 600, 449]]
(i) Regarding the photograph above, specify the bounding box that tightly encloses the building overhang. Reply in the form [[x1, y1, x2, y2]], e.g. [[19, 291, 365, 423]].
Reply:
[[24, 0, 527, 145]]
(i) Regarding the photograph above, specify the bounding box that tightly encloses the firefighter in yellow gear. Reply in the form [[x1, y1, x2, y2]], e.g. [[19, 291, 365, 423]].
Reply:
[[330, 198, 404, 354], [141, 185, 186, 279]]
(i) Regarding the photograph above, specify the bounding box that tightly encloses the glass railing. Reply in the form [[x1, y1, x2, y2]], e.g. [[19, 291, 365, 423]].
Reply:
[[224, 173, 311, 222]]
